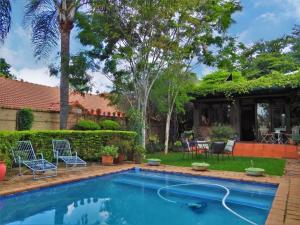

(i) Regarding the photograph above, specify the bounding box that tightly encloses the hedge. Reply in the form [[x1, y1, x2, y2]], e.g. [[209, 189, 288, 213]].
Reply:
[[0, 130, 137, 166]]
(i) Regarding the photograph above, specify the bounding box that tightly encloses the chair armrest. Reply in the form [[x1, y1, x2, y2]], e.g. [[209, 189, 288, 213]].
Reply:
[[37, 153, 44, 160], [53, 150, 59, 158], [72, 151, 78, 157]]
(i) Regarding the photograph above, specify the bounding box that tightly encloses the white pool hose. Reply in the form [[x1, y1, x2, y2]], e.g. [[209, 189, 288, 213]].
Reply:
[[157, 183, 257, 225]]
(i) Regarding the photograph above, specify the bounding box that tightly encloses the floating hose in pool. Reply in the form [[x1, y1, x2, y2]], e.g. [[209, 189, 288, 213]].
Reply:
[[157, 183, 257, 225]]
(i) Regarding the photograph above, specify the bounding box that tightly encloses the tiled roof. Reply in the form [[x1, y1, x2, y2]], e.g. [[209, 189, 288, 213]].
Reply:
[[0, 77, 123, 117]]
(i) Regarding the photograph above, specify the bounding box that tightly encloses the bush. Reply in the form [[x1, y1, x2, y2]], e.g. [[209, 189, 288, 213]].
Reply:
[[0, 152, 12, 168], [211, 125, 236, 142], [0, 130, 136, 163], [74, 120, 100, 130], [16, 108, 34, 130], [106, 137, 132, 154], [99, 119, 120, 130]]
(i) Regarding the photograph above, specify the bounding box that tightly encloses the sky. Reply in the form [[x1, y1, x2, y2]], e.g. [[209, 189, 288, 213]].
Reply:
[[0, 0, 300, 92]]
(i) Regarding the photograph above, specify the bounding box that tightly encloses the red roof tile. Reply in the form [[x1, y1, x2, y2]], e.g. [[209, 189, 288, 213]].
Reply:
[[0, 77, 122, 116]]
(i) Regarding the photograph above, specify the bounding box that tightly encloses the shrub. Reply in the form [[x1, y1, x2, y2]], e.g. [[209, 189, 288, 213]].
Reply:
[[133, 144, 146, 163], [0, 152, 12, 168], [211, 125, 236, 142], [106, 137, 132, 154], [74, 120, 100, 130], [16, 108, 34, 130], [148, 134, 159, 144], [0, 130, 136, 163], [99, 119, 120, 130], [174, 140, 182, 147], [100, 145, 119, 158]]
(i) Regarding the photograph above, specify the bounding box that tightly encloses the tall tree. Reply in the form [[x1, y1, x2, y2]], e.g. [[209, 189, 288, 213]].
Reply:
[[0, 0, 11, 43], [78, 0, 241, 147], [24, 0, 89, 129], [151, 64, 196, 154], [216, 26, 300, 78], [0, 57, 15, 79]]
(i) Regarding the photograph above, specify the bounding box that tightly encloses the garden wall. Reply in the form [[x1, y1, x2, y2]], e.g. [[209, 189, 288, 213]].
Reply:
[[0, 130, 137, 165], [0, 108, 126, 131], [233, 142, 300, 159]]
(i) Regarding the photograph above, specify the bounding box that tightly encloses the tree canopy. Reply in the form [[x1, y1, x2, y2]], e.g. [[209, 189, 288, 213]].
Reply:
[[77, 0, 241, 146], [216, 26, 300, 79], [0, 58, 15, 79]]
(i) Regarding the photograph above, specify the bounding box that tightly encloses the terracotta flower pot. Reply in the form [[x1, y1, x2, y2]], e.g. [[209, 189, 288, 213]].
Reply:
[[0, 161, 6, 181], [102, 155, 114, 165]]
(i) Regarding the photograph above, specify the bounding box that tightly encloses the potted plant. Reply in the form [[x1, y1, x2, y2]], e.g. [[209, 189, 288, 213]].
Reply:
[[116, 140, 131, 163], [100, 145, 119, 166], [191, 162, 210, 171], [0, 153, 7, 181], [133, 145, 145, 164], [147, 158, 161, 166], [245, 160, 265, 176]]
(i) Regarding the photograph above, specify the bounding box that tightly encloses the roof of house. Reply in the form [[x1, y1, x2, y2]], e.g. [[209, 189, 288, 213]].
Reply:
[[0, 77, 123, 117]]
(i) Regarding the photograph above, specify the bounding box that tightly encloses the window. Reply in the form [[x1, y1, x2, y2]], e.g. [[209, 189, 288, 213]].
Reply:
[[257, 103, 270, 131], [272, 106, 286, 129]]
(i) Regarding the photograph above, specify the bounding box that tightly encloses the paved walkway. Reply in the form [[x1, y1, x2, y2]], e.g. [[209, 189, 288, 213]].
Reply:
[[0, 160, 299, 225], [282, 160, 300, 225]]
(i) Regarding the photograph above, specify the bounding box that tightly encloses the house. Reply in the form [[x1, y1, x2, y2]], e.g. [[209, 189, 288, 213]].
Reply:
[[0, 77, 124, 130], [192, 77, 300, 142]]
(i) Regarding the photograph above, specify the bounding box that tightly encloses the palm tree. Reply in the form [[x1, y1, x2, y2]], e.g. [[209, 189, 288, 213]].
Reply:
[[24, 0, 86, 129], [0, 0, 11, 43]]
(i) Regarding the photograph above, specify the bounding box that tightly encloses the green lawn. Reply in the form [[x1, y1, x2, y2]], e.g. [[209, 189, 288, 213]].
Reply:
[[145, 152, 286, 176]]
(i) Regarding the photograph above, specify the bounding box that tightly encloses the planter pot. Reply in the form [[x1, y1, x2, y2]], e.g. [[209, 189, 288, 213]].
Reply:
[[191, 162, 210, 171], [147, 159, 161, 166], [0, 161, 6, 181], [114, 153, 126, 164], [245, 167, 265, 176], [102, 155, 114, 166]]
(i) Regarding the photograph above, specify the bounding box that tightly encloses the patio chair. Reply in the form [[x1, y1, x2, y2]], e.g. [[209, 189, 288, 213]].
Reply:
[[224, 139, 235, 158], [211, 142, 225, 160], [52, 139, 87, 168], [11, 141, 57, 180]]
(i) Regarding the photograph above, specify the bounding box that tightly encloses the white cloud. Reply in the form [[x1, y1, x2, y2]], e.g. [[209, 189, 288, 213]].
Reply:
[[257, 13, 278, 24], [89, 70, 113, 93], [11, 67, 59, 87]]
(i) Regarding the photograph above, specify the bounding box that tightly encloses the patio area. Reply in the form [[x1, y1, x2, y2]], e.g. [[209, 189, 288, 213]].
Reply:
[[0, 160, 299, 225]]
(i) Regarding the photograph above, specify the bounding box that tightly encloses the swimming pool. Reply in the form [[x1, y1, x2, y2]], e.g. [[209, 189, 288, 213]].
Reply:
[[0, 168, 277, 225]]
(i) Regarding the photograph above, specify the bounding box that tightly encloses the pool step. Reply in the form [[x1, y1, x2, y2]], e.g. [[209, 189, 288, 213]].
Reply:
[[113, 178, 271, 210]]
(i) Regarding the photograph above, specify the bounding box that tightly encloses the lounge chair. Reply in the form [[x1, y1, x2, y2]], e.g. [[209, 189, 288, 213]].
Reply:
[[224, 139, 235, 158], [52, 139, 86, 168], [11, 141, 57, 180]]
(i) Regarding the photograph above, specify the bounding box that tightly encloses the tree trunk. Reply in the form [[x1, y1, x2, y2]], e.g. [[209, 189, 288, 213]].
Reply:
[[164, 111, 172, 154], [60, 29, 71, 129], [141, 100, 147, 149]]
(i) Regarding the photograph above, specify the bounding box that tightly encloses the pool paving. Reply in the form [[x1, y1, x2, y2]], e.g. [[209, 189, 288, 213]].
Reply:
[[0, 160, 299, 225]]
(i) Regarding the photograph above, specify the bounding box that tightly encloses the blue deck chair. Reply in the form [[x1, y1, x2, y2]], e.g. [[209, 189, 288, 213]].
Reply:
[[52, 139, 86, 168], [11, 141, 57, 180]]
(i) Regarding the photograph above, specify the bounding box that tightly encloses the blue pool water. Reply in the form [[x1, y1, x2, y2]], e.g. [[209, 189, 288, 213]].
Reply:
[[0, 169, 277, 225]]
